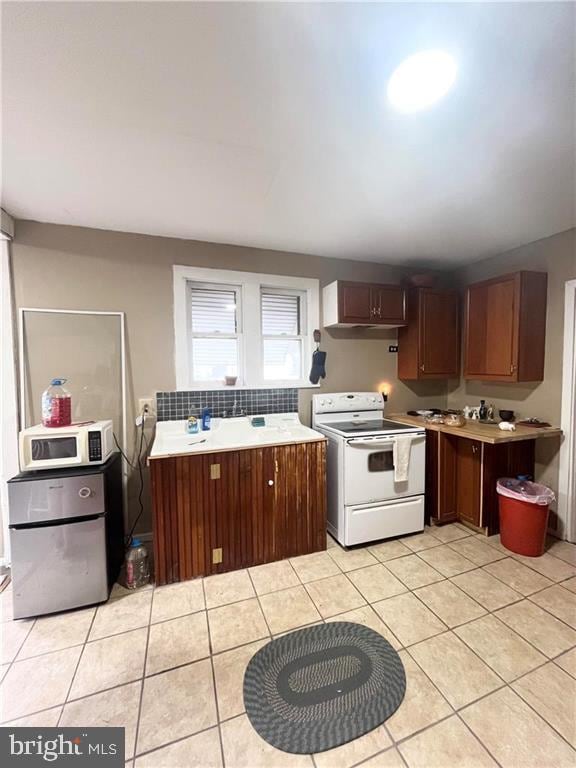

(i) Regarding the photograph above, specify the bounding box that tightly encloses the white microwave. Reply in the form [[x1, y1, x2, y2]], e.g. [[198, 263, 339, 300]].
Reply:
[[19, 420, 114, 472]]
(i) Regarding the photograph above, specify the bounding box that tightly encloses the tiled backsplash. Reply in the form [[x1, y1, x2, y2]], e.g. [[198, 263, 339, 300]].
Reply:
[[156, 388, 299, 421]]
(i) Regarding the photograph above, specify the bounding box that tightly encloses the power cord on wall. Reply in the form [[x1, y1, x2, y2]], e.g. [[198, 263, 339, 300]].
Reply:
[[113, 404, 149, 550]]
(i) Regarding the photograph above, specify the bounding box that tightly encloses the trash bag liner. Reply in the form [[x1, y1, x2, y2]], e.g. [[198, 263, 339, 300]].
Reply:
[[496, 478, 555, 506]]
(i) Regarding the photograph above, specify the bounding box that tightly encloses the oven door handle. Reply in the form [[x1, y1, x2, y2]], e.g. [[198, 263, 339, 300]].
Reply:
[[348, 438, 396, 448]]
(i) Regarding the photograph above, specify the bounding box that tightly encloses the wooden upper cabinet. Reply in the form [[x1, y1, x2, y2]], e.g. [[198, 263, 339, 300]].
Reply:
[[464, 271, 547, 382], [323, 280, 406, 327], [398, 287, 460, 379]]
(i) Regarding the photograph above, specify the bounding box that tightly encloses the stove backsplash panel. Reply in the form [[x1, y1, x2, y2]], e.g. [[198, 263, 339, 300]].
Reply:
[[156, 388, 299, 421]]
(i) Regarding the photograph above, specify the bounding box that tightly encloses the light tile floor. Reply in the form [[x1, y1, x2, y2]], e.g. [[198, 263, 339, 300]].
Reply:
[[1, 525, 576, 768]]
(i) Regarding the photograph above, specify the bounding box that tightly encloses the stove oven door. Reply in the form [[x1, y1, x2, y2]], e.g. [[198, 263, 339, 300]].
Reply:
[[343, 433, 425, 506]]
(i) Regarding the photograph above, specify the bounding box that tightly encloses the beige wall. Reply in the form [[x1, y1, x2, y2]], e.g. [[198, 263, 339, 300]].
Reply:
[[10, 220, 574, 536], [447, 228, 576, 517], [10, 220, 447, 533]]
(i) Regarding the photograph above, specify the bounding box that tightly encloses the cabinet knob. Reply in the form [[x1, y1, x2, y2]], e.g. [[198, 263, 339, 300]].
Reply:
[[268, 480, 274, 486], [420, 364, 425, 372]]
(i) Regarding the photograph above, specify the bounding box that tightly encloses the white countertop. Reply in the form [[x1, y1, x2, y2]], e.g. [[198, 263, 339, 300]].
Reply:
[[149, 413, 326, 460]]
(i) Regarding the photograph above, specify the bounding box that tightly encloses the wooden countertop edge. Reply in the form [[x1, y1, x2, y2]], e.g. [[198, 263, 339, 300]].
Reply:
[[388, 414, 562, 444], [147, 434, 327, 462]]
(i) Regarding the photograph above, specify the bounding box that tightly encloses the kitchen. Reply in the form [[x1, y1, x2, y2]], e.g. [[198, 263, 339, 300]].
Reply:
[[1, 2, 576, 767]]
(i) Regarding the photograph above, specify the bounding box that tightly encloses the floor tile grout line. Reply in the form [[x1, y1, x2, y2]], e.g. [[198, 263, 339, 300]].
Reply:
[[506, 675, 576, 753], [446, 573, 525, 610], [201, 578, 227, 768], [472, 557, 576, 606], [454, 710, 506, 768], [480, 607, 576, 667], [302, 572, 367, 621], [130, 587, 154, 761], [407, 579, 542, 688], [523, 591, 576, 633], [2, 615, 36, 674], [411, 576, 490, 626], [131, 722, 224, 763], [56, 608, 98, 727]]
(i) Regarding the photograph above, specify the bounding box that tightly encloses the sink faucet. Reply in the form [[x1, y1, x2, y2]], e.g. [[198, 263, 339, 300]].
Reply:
[[232, 399, 244, 417]]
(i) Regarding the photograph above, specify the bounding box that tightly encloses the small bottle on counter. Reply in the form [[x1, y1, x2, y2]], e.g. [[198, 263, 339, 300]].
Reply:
[[479, 399, 488, 421], [187, 413, 199, 434], [202, 408, 212, 431]]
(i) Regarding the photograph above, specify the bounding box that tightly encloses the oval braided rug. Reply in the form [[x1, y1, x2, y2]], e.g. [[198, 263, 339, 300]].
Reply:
[[243, 622, 406, 754]]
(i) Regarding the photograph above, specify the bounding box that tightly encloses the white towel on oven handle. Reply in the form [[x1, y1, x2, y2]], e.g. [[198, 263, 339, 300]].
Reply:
[[393, 435, 412, 482]]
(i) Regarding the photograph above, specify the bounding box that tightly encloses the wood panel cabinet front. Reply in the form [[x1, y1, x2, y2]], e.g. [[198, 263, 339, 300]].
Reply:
[[464, 271, 547, 382], [454, 438, 482, 527], [323, 280, 406, 327], [151, 441, 326, 585], [398, 288, 460, 379], [427, 431, 536, 534], [340, 283, 373, 324]]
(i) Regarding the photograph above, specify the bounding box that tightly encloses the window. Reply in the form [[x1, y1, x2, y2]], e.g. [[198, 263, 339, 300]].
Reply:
[[261, 289, 304, 381], [188, 284, 241, 383], [174, 266, 319, 389]]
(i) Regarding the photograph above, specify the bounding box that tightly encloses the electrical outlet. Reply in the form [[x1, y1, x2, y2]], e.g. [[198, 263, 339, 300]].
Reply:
[[388, 345, 399, 353], [138, 397, 155, 415], [136, 397, 155, 426]]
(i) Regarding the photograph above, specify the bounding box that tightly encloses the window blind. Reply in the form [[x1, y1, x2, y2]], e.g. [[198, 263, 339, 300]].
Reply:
[[261, 291, 302, 379], [261, 292, 300, 336], [190, 287, 237, 334]]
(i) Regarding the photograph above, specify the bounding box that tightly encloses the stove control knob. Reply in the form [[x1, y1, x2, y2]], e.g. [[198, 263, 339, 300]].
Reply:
[[320, 399, 326, 406], [78, 487, 92, 499]]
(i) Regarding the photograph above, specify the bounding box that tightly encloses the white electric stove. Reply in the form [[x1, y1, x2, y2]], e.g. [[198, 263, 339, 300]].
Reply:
[[312, 392, 426, 546]]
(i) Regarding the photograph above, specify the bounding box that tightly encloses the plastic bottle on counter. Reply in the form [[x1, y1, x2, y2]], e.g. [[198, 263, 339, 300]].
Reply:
[[41, 378, 72, 427], [125, 539, 150, 589], [202, 407, 212, 431]]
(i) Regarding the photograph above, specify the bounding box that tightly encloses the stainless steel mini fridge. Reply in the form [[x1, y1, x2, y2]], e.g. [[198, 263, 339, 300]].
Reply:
[[8, 453, 124, 619]]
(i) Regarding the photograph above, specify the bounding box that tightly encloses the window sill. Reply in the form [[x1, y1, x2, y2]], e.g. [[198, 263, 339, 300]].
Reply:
[[175, 381, 320, 391]]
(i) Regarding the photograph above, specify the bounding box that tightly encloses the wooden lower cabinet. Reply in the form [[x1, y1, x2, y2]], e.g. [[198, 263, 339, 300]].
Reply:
[[426, 431, 535, 534], [150, 441, 327, 585]]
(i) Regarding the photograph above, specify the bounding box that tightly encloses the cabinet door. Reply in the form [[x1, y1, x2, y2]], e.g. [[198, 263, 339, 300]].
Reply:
[[339, 283, 373, 323], [465, 277, 517, 379], [373, 286, 406, 325], [273, 441, 327, 559], [420, 289, 460, 377], [455, 439, 482, 527]]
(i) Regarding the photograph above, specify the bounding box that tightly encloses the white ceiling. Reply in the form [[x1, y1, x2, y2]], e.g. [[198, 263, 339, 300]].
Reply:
[[2, 1, 575, 267]]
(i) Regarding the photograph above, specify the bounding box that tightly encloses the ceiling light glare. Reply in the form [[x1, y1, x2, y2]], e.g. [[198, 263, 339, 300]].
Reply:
[[387, 50, 457, 113]]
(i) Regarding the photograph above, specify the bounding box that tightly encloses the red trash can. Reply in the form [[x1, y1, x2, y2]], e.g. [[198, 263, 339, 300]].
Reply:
[[497, 478, 555, 557]]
